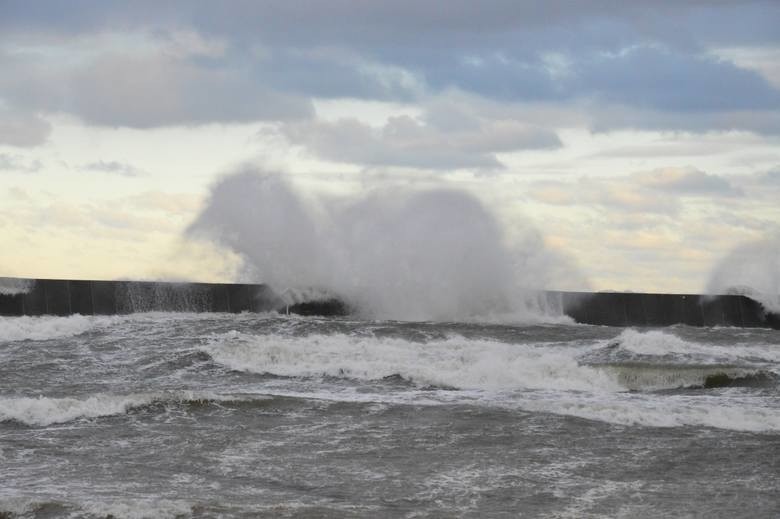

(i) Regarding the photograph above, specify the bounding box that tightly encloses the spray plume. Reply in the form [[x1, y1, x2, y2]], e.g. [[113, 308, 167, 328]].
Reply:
[[187, 168, 582, 321], [706, 235, 780, 313]]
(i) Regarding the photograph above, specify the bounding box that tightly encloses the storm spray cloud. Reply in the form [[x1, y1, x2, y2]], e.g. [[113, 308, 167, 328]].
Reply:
[[706, 235, 780, 313], [187, 168, 582, 321]]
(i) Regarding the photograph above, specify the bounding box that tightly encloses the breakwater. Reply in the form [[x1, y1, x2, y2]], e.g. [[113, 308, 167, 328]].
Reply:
[[0, 277, 777, 328], [549, 291, 779, 329], [0, 278, 345, 317]]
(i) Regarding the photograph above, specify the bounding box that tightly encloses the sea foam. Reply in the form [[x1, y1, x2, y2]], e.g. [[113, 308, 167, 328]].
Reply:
[[207, 330, 622, 393], [205, 329, 780, 432], [0, 391, 247, 426], [0, 314, 119, 342], [612, 328, 780, 363]]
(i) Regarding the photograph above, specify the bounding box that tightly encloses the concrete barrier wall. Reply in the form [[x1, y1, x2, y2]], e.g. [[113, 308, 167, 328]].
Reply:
[[551, 291, 778, 329], [0, 278, 345, 317], [0, 278, 777, 328]]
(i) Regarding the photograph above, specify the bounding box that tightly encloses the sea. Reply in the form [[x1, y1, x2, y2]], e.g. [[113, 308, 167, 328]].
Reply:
[[1, 312, 779, 518]]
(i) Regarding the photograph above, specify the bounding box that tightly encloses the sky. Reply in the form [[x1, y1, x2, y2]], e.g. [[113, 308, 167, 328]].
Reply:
[[1, 1, 779, 293]]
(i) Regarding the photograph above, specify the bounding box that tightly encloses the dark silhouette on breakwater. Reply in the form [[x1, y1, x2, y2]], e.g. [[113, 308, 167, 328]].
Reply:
[[1, 277, 777, 328]]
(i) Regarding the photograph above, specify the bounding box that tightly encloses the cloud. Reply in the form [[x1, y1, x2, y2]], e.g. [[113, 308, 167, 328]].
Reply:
[[0, 43, 314, 128], [123, 191, 202, 214], [0, 2, 778, 134], [0, 109, 51, 147], [528, 167, 743, 215], [71, 54, 313, 127], [755, 167, 780, 185], [255, 47, 422, 102], [528, 178, 679, 215], [0, 153, 42, 173], [82, 160, 145, 177], [280, 110, 560, 170], [713, 46, 780, 89], [575, 46, 780, 113], [3, 1, 776, 50], [634, 167, 743, 196]]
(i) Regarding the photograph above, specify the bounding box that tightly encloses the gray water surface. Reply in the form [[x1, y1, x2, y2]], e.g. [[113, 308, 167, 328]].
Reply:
[[1, 313, 778, 518]]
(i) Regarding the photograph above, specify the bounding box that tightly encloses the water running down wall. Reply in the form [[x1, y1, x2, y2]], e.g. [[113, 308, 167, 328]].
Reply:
[[0, 277, 777, 328]]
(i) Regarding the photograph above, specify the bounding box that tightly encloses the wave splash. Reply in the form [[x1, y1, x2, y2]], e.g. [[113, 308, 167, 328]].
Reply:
[[706, 235, 780, 313], [186, 169, 585, 322]]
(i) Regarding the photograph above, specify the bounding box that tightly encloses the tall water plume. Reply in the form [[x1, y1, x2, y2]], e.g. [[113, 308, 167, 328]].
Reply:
[[705, 235, 780, 313], [187, 168, 582, 321]]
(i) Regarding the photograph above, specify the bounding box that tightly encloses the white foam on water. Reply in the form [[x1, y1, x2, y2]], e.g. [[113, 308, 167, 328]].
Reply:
[[0, 390, 251, 426], [207, 331, 622, 393], [207, 330, 780, 432], [0, 314, 122, 342], [79, 499, 193, 519], [513, 390, 780, 433], [613, 328, 780, 363]]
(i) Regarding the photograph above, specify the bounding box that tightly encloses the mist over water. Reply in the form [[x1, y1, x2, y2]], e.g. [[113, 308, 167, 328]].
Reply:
[[187, 168, 581, 321], [706, 235, 780, 313]]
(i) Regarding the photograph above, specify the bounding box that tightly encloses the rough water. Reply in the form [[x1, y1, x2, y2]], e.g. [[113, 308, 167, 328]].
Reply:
[[1, 313, 779, 518]]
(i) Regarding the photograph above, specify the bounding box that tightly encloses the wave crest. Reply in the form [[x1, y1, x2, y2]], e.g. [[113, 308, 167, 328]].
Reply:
[[0, 314, 121, 342], [0, 391, 257, 426], [207, 330, 621, 392]]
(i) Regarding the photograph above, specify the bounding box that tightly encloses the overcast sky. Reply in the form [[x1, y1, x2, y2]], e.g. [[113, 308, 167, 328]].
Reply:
[[1, 1, 779, 292]]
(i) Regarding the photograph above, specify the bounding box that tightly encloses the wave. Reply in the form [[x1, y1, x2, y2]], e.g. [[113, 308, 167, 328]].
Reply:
[[0, 497, 192, 519], [608, 329, 780, 363], [207, 329, 780, 395], [594, 364, 777, 391], [513, 392, 780, 433], [206, 330, 623, 392], [0, 391, 263, 426], [0, 314, 123, 342]]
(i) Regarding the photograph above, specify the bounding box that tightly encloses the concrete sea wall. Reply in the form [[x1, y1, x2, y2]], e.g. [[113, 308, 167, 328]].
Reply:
[[0, 278, 345, 317], [0, 277, 777, 328], [548, 291, 779, 329]]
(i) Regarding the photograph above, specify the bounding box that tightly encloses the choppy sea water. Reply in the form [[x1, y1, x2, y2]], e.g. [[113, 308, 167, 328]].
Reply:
[[1, 313, 778, 518]]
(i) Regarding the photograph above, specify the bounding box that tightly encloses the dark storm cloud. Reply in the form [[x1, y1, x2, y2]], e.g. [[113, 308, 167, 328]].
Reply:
[[574, 47, 780, 113], [0, 50, 314, 128], [1, 0, 779, 132], [4, 1, 777, 49]]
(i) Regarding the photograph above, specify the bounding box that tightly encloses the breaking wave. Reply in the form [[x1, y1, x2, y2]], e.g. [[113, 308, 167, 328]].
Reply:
[[206, 330, 622, 392], [0, 391, 260, 426], [0, 314, 121, 342], [206, 328, 779, 394], [603, 328, 780, 363], [513, 392, 780, 432], [202, 328, 780, 432]]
